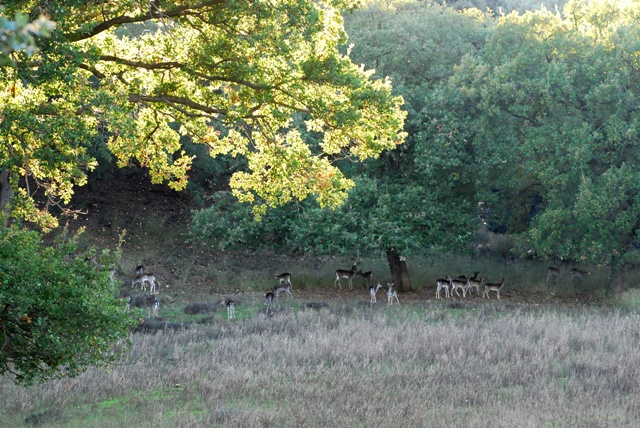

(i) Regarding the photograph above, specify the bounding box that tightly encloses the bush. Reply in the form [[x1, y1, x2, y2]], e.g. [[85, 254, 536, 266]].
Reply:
[[0, 226, 135, 385]]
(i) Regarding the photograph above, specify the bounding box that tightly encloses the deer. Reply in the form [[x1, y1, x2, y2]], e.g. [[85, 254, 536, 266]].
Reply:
[[451, 276, 470, 298], [570, 268, 590, 281], [357, 270, 374, 288], [127, 293, 160, 318], [131, 265, 158, 293], [455, 271, 479, 282], [273, 281, 293, 301], [467, 274, 485, 296], [454, 272, 481, 296], [334, 262, 358, 290], [386, 283, 400, 306], [483, 278, 505, 300], [546, 266, 561, 283], [435, 276, 452, 299], [369, 283, 383, 304], [275, 271, 292, 288], [265, 291, 275, 309], [222, 298, 235, 319]]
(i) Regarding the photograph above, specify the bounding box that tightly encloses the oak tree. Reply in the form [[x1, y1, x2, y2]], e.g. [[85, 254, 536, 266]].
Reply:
[[433, 0, 640, 290], [0, 0, 406, 229]]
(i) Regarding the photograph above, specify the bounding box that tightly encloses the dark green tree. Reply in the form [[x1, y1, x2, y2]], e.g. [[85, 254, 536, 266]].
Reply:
[[0, 227, 134, 384], [431, 0, 640, 290], [192, 1, 492, 291]]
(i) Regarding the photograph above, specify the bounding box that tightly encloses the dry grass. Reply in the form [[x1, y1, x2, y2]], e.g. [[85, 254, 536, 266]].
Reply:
[[3, 300, 640, 427]]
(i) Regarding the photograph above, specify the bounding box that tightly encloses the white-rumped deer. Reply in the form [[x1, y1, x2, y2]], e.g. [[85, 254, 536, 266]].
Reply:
[[451, 276, 470, 298], [369, 283, 383, 304], [127, 293, 160, 318], [222, 298, 235, 319], [468, 274, 484, 296], [435, 276, 452, 299], [483, 278, 505, 300], [386, 283, 400, 306], [265, 291, 275, 309], [131, 265, 158, 293], [334, 262, 358, 290]]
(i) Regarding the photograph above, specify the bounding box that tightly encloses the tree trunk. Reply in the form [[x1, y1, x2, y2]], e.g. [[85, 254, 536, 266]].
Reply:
[[0, 169, 11, 228], [386, 248, 413, 293], [609, 255, 626, 294]]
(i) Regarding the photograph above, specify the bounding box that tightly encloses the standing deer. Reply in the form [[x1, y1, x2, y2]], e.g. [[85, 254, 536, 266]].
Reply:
[[275, 271, 292, 288], [435, 276, 452, 299], [468, 274, 485, 296], [451, 276, 470, 298], [273, 282, 293, 301], [369, 283, 383, 304], [265, 291, 275, 309], [483, 278, 506, 300], [222, 298, 235, 319], [357, 270, 374, 288], [546, 266, 561, 283], [386, 283, 400, 306], [334, 262, 358, 289]]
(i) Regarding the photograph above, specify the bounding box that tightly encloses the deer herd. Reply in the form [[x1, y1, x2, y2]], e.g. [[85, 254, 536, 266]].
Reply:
[[120, 259, 591, 320], [435, 271, 506, 300]]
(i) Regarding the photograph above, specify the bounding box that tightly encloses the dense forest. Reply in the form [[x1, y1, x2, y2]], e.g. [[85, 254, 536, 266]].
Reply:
[[2, 0, 640, 382], [191, 0, 640, 292]]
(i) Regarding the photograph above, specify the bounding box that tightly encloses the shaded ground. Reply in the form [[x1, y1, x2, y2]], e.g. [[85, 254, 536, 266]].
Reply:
[[63, 169, 602, 310]]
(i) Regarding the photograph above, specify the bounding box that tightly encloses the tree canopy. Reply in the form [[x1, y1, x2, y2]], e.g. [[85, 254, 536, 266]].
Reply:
[[191, 0, 640, 291], [427, 0, 640, 288], [0, 0, 406, 228]]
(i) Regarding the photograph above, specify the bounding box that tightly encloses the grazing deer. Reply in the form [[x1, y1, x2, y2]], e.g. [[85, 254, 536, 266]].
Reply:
[[435, 276, 452, 299], [570, 268, 590, 281], [334, 262, 358, 289], [273, 282, 293, 301], [451, 276, 470, 298], [131, 265, 158, 293], [369, 283, 383, 304], [483, 278, 505, 300], [357, 270, 374, 288], [275, 271, 292, 288], [222, 298, 235, 319], [265, 291, 275, 309], [386, 283, 400, 306], [546, 266, 561, 283], [128, 293, 160, 317]]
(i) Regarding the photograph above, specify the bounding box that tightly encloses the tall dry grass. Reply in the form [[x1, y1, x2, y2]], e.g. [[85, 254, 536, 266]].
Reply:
[[2, 301, 640, 427]]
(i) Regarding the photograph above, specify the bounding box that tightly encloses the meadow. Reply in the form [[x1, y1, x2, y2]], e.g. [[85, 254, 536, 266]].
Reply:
[[3, 283, 640, 427]]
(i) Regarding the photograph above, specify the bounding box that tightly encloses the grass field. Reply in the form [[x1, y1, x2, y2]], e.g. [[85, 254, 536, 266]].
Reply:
[[3, 291, 640, 427]]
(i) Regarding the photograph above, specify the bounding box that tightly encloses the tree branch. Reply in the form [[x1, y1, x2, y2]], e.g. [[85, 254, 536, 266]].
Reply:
[[68, 0, 228, 42]]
